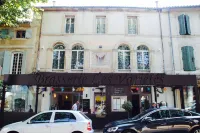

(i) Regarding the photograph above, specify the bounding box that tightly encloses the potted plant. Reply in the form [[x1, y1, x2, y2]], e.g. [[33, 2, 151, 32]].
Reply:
[[122, 101, 133, 118]]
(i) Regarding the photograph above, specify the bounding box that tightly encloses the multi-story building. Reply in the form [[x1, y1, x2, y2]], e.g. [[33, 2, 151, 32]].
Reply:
[[0, 14, 42, 112]]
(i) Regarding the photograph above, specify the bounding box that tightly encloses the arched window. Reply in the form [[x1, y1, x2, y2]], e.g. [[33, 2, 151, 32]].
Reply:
[[52, 44, 65, 69], [118, 45, 130, 69], [137, 45, 149, 70], [71, 45, 84, 69]]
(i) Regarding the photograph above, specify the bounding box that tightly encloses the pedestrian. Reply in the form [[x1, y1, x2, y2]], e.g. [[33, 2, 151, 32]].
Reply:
[[151, 102, 157, 109], [28, 105, 33, 113], [160, 101, 167, 109], [72, 100, 79, 111]]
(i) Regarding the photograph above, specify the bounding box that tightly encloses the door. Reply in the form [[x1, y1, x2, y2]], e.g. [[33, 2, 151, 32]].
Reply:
[[140, 94, 151, 112], [142, 110, 170, 133], [132, 94, 140, 116], [23, 112, 52, 133], [167, 109, 193, 133], [50, 112, 77, 133]]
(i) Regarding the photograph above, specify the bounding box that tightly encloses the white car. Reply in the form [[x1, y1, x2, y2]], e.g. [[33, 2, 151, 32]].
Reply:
[[0, 110, 94, 133]]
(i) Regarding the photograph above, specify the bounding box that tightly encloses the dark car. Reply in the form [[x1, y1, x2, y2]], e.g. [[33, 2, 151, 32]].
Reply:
[[103, 108, 200, 133]]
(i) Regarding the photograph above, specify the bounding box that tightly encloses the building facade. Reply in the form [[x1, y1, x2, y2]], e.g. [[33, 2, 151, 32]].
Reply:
[[35, 5, 200, 116], [0, 14, 42, 112]]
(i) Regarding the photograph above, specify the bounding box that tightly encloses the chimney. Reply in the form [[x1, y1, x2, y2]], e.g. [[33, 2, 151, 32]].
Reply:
[[53, 0, 56, 6]]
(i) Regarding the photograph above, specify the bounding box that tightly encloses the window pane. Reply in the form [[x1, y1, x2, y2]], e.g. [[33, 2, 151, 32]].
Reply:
[[71, 51, 77, 69], [170, 110, 184, 117], [54, 45, 65, 50], [96, 18, 101, 33], [128, 18, 137, 34], [31, 112, 52, 124], [53, 51, 59, 69], [125, 52, 130, 69], [54, 112, 76, 122], [149, 111, 162, 120], [77, 51, 84, 69], [137, 52, 143, 69], [59, 51, 65, 69], [144, 52, 149, 69], [118, 52, 123, 69], [137, 45, 149, 50], [160, 110, 170, 118]]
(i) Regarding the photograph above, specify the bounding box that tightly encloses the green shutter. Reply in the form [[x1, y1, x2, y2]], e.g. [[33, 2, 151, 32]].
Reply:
[[185, 15, 191, 35], [0, 51, 5, 75], [182, 46, 196, 71], [21, 51, 27, 74], [187, 46, 196, 71], [0, 29, 9, 39], [178, 15, 186, 35], [9, 29, 14, 39], [2, 51, 12, 74]]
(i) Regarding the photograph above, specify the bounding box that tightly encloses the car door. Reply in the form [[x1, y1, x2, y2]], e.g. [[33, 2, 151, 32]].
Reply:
[[167, 109, 192, 133], [142, 110, 170, 133], [23, 112, 52, 133], [50, 111, 77, 133]]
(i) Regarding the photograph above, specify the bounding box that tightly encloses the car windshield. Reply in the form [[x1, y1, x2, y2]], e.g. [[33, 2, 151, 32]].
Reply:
[[132, 109, 155, 119]]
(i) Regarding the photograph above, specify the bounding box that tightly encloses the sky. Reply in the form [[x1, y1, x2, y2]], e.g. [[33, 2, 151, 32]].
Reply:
[[37, 0, 200, 7]]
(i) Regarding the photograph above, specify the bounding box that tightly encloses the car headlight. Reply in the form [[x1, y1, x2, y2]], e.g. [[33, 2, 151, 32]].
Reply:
[[107, 127, 118, 132]]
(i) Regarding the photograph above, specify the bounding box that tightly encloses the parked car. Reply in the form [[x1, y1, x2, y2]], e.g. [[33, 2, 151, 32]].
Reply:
[[0, 110, 93, 133], [185, 101, 196, 112], [103, 108, 200, 133]]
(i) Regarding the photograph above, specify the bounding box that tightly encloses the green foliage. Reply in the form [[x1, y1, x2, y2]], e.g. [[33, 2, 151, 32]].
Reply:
[[15, 98, 25, 112], [0, 0, 47, 27], [122, 101, 133, 112]]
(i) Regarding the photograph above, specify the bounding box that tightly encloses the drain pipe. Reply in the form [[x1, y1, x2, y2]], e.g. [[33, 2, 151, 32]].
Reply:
[[168, 8, 175, 74], [156, 1, 165, 73]]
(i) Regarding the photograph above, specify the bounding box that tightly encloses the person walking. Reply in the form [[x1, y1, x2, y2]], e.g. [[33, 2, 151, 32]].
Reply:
[[28, 105, 33, 113], [72, 101, 79, 111]]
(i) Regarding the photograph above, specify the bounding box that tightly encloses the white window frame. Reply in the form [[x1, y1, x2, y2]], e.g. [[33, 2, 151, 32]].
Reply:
[[10, 52, 23, 74], [127, 16, 137, 35], [118, 47, 130, 70], [52, 46, 65, 70], [96, 16, 106, 34], [111, 96, 127, 112], [137, 49, 150, 70], [71, 47, 84, 70], [65, 16, 75, 34]]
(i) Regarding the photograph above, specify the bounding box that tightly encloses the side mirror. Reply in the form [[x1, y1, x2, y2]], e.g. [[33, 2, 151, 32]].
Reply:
[[143, 117, 152, 123]]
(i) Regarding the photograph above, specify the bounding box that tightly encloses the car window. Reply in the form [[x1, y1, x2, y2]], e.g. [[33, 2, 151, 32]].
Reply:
[[148, 110, 170, 120], [183, 111, 192, 116], [170, 110, 184, 117], [30, 112, 52, 124], [190, 111, 200, 116], [54, 112, 76, 123]]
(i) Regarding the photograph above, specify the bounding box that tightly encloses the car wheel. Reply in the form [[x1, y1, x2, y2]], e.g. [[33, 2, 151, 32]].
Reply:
[[122, 129, 136, 133], [192, 128, 200, 133]]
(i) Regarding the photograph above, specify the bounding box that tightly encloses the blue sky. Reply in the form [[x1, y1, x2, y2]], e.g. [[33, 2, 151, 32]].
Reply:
[[38, 0, 200, 7]]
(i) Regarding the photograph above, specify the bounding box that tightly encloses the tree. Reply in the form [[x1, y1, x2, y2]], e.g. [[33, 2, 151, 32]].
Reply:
[[0, 0, 47, 26], [122, 101, 133, 118]]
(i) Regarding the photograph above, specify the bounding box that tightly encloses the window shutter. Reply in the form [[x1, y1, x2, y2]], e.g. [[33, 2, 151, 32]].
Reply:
[[178, 15, 186, 35], [1, 29, 9, 39], [21, 51, 27, 74], [185, 15, 191, 35], [187, 46, 196, 71], [2, 51, 12, 74], [9, 29, 14, 38], [0, 51, 5, 75], [25, 29, 32, 39]]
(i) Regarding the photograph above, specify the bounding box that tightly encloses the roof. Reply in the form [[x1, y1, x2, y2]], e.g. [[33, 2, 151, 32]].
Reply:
[[37, 5, 200, 10]]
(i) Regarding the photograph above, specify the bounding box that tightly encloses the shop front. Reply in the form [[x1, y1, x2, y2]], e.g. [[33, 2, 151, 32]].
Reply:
[[0, 72, 198, 128]]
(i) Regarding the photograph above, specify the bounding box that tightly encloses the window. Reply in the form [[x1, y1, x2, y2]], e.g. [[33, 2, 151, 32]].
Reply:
[[66, 17, 75, 33], [118, 45, 130, 70], [11, 52, 23, 74], [178, 14, 191, 35], [0, 29, 9, 39], [148, 110, 170, 120], [112, 96, 127, 112], [52, 44, 65, 70], [170, 110, 184, 117], [30, 112, 52, 124], [137, 45, 150, 70], [183, 111, 191, 116], [128, 17, 137, 34], [54, 112, 76, 122], [181, 46, 196, 71], [16, 30, 26, 38], [96, 16, 106, 34], [71, 45, 84, 70]]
